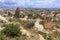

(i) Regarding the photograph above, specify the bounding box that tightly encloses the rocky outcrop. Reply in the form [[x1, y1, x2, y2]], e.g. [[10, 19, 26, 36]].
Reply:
[[0, 15, 9, 23], [14, 8, 20, 18], [34, 19, 45, 32]]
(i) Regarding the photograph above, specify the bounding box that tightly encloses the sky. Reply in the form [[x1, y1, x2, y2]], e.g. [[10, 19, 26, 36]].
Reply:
[[0, 0, 60, 8]]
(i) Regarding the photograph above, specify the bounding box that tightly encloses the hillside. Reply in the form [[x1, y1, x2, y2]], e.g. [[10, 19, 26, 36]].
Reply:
[[0, 8, 60, 40]]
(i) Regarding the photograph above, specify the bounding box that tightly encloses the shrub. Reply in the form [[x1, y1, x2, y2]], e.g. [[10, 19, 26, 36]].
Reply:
[[9, 18, 13, 22], [3, 24, 21, 37], [55, 31, 60, 40], [26, 21, 34, 28], [46, 33, 53, 40], [0, 31, 7, 40]]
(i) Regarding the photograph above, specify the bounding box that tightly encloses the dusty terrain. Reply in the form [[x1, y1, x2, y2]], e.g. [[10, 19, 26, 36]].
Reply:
[[0, 8, 60, 40]]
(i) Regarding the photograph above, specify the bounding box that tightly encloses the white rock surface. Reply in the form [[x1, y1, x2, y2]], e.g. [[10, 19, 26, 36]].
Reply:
[[20, 16, 28, 21], [0, 26, 5, 31], [20, 26, 31, 37], [0, 15, 9, 23], [34, 19, 45, 32]]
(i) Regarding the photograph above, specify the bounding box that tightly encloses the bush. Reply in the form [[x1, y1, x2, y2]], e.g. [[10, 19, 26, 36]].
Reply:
[[0, 31, 7, 40], [55, 31, 60, 40], [26, 21, 34, 28], [9, 18, 13, 22], [46, 33, 53, 40], [3, 24, 21, 37]]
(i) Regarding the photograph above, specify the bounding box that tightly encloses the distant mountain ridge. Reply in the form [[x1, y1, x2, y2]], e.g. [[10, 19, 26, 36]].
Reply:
[[0, 2, 60, 10]]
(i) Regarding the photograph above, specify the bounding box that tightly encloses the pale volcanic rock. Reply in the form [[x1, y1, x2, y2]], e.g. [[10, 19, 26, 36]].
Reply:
[[0, 15, 9, 23], [34, 19, 45, 32]]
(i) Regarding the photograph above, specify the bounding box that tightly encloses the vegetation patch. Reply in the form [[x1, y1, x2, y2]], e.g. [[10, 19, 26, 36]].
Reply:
[[2, 24, 21, 37]]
